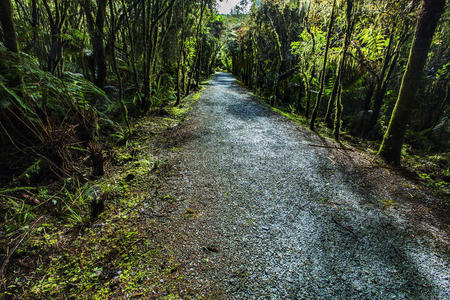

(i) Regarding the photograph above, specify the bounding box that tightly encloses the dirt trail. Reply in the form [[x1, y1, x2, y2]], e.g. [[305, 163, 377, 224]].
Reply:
[[157, 72, 449, 299]]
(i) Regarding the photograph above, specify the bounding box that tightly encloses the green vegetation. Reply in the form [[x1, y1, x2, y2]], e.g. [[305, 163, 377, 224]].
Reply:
[[0, 0, 448, 296], [0, 0, 221, 296], [227, 0, 448, 190], [271, 107, 308, 127], [1, 89, 202, 297]]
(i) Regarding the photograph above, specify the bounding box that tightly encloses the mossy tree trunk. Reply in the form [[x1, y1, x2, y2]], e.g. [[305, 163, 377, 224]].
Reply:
[[309, 0, 336, 131], [333, 0, 357, 141], [186, 0, 206, 96], [364, 25, 409, 137], [301, 66, 315, 118], [300, 14, 316, 119], [378, 0, 445, 165], [324, 66, 340, 127], [267, 13, 282, 107]]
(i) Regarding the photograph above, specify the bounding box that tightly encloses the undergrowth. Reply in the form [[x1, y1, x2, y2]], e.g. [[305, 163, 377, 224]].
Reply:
[[0, 85, 204, 298]]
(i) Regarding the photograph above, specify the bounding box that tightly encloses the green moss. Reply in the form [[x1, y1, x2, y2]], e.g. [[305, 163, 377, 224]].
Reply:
[[29, 207, 183, 298], [167, 106, 189, 117], [131, 159, 154, 175], [271, 107, 308, 126], [403, 152, 450, 196], [183, 208, 198, 219], [418, 172, 450, 195], [380, 198, 396, 208], [191, 92, 202, 101]]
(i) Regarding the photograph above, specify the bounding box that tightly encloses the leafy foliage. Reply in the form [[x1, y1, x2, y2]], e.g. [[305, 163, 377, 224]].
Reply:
[[0, 0, 225, 295]]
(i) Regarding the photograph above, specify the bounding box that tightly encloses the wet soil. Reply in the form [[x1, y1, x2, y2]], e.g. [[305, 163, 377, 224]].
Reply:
[[155, 73, 449, 299]]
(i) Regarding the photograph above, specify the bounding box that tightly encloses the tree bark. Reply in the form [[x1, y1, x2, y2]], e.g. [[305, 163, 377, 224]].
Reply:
[[333, 0, 356, 141], [378, 0, 445, 165], [309, 0, 336, 130], [0, 0, 18, 53], [83, 0, 107, 88], [109, 0, 131, 133], [363, 26, 406, 137], [186, 0, 206, 96], [94, 0, 107, 88], [324, 66, 340, 126]]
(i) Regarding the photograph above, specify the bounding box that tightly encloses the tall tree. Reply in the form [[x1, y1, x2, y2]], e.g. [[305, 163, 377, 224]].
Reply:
[[141, 0, 176, 112], [42, 0, 70, 76], [361, 2, 415, 137], [0, 0, 18, 53], [378, 0, 445, 164], [186, 0, 207, 96], [83, 0, 107, 88], [333, 0, 359, 141], [309, 0, 336, 130], [108, 0, 131, 133]]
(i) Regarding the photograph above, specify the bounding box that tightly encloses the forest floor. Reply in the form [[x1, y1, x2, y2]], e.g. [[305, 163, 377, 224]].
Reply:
[[6, 72, 449, 299]]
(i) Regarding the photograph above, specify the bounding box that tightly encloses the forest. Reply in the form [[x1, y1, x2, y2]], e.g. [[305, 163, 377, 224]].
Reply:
[[0, 0, 449, 298], [227, 0, 448, 161]]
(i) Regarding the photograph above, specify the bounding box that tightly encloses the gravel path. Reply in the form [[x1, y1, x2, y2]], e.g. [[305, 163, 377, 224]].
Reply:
[[160, 72, 449, 299]]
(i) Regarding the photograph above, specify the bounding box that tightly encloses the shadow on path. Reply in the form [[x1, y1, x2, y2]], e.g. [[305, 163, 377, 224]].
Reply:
[[159, 72, 449, 299]]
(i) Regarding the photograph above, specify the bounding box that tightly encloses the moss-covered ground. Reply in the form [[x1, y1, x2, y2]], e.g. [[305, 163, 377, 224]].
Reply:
[[1, 88, 205, 299]]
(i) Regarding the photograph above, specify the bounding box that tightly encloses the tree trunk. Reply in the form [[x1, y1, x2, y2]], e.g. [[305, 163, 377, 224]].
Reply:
[[305, 70, 313, 118], [109, 0, 131, 133], [363, 79, 375, 111], [83, 0, 107, 88], [363, 28, 399, 137], [324, 67, 340, 126], [0, 0, 18, 53], [48, 27, 63, 75], [296, 82, 303, 112], [195, 35, 204, 86], [309, 0, 336, 131], [186, 0, 206, 96], [176, 56, 182, 105], [333, 0, 356, 141], [301, 66, 314, 118], [121, 0, 139, 90], [142, 0, 157, 112], [267, 14, 282, 107], [334, 84, 343, 140], [31, 0, 39, 52], [94, 0, 107, 89], [378, 0, 445, 165]]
